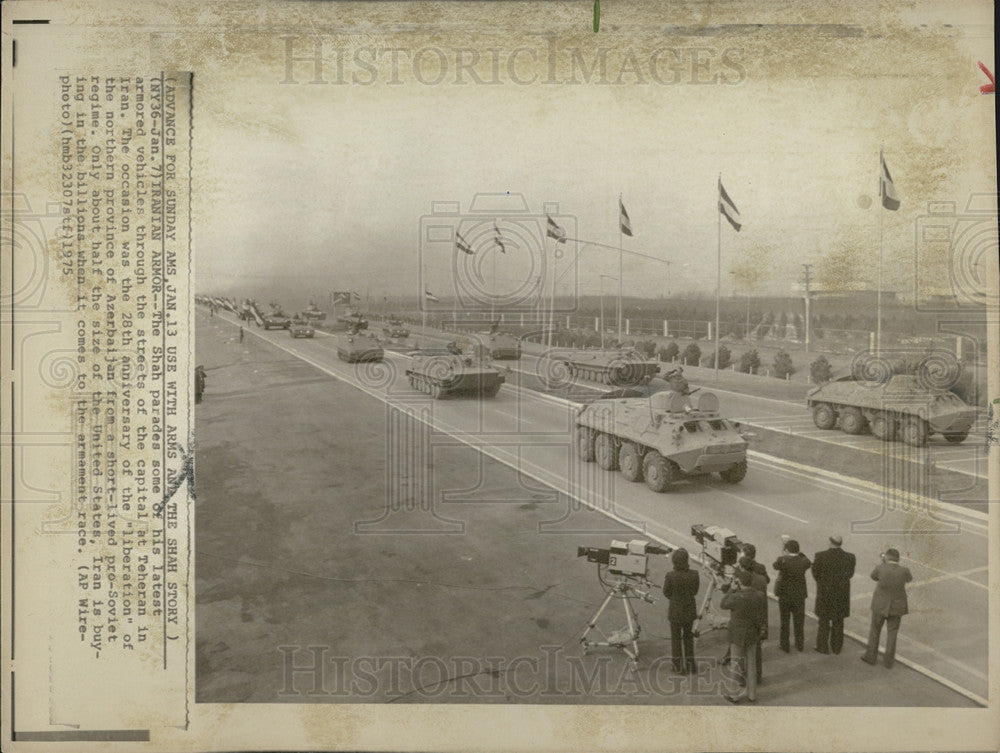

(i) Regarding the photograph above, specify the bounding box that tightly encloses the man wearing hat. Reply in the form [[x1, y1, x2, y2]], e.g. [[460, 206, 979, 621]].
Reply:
[[862, 548, 912, 668], [811, 535, 856, 654]]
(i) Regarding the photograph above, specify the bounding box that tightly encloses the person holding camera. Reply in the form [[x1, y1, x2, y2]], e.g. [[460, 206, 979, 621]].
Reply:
[[812, 534, 856, 654], [662, 548, 699, 674], [773, 539, 811, 652], [862, 548, 912, 668], [721, 569, 767, 704]]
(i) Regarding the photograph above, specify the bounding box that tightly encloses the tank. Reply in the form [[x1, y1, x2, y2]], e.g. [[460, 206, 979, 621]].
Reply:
[[485, 331, 521, 359], [806, 374, 977, 446], [262, 303, 291, 330], [336, 321, 383, 362], [405, 347, 505, 399], [302, 301, 327, 321], [559, 348, 660, 386], [383, 318, 410, 339], [337, 310, 368, 328], [575, 389, 750, 492]]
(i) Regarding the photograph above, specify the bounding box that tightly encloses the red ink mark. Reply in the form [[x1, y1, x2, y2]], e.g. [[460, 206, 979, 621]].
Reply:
[[978, 62, 994, 94]]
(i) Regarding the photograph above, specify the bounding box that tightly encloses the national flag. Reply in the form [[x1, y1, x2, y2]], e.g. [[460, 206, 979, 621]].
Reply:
[[718, 179, 742, 231], [619, 199, 633, 237], [351, 290, 362, 301], [456, 230, 475, 255], [879, 150, 900, 211], [493, 221, 506, 253], [546, 215, 567, 243], [424, 289, 440, 303], [332, 291, 351, 305]]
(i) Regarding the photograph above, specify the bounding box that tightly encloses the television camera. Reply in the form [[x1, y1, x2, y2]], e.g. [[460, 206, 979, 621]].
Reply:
[[690, 524, 745, 638], [576, 539, 672, 671]]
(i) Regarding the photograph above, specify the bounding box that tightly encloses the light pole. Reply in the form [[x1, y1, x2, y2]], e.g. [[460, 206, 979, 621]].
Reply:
[[599, 274, 618, 350]]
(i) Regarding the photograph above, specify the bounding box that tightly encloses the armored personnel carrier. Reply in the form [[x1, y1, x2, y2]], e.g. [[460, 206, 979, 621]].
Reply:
[[575, 389, 749, 492], [806, 374, 977, 446], [336, 320, 383, 362], [559, 348, 660, 386], [406, 347, 505, 399]]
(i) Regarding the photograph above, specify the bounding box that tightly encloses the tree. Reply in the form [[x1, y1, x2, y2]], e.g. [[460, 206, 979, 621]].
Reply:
[[737, 349, 760, 374], [682, 342, 702, 366], [660, 341, 680, 362], [702, 345, 732, 369], [810, 355, 833, 384], [773, 350, 796, 379]]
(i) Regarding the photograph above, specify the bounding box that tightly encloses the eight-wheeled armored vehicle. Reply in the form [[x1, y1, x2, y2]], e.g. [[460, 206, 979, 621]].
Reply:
[[576, 389, 750, 492], [806, 374, 977, 446]]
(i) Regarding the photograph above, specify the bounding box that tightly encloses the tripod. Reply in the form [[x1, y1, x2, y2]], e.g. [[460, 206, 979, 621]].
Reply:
[[579, 576, 650, 672], [692, 563, 732, 638]]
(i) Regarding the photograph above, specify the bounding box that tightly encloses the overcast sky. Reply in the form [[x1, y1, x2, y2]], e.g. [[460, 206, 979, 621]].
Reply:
[[184, 1, 995, 306]]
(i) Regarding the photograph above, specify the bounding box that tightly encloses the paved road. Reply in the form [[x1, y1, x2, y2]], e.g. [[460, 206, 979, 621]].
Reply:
[[214, 310, 989, 704]]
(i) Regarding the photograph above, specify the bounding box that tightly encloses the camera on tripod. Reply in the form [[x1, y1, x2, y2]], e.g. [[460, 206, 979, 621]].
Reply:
[[577, 539, 672, 578], [690, 524, 743, 573]]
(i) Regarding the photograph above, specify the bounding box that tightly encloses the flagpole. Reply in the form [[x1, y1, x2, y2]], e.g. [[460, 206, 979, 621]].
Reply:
[[876, 149, 883, 358], [715, 174, 722, 381], [546, 236, 555, 350], [618, 194, 624, 347], [422, 264, 427, 348]]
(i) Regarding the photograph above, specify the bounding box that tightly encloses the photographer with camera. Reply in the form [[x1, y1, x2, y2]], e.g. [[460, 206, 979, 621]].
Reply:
[[861, 548, 912, 668], [721, 569, 768, 704], [773, 539, 811, 653], [662, 548, 699, 675]]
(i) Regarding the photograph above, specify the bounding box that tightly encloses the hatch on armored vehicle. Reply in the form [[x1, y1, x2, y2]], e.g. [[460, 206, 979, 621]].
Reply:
[[806, 374, 977, 447], [576, 389, 749, 492]]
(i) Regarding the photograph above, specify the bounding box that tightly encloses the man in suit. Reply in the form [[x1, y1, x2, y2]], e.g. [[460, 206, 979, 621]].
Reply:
[[812, 534, 856, 654], [773, 539, 811, 652], [662, 548, 699, 674], [721, 569, 768, 704], [862, 548, 913, 668]]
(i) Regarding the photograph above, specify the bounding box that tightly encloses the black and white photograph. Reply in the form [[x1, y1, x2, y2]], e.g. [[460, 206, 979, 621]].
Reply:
[[2, 1, 998, 751]]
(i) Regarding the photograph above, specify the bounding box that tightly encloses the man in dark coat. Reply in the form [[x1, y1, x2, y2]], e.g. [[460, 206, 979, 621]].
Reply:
[[662, 548, 699, 674], [862, 548, 913, 668], [721, 569, 767, 704], [812, 534, 856, 654], [772, 539, 811, 652]]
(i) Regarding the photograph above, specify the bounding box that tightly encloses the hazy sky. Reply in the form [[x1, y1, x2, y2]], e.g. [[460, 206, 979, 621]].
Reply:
[[183, 1, 995, 306]]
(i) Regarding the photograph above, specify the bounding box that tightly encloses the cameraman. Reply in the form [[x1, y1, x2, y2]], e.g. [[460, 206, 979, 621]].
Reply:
[[721, 569, 767, 704], [773, 539, 811, 652], [662, 548, 699, 675]]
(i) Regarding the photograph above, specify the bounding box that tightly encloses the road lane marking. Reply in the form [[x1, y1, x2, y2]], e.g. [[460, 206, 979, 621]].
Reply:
[[900, 559, 989, 590], [708, 487, 811, 524]]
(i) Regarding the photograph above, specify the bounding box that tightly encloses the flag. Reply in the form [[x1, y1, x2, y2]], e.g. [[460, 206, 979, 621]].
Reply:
[[424, 289, 440, 303], [718, 179, 742, 231], [619, 199, 633, 236], [351, 291, 362, 301], [456, 230, 474, 255], [879, 150, 900, 211], [546, 215, 567, 243], [493, 221, 506, 253], [332, 291, 351, 305]]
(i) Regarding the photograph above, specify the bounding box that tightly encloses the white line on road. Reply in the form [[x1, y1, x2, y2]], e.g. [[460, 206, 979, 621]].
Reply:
[[710, 487, 811, 524]]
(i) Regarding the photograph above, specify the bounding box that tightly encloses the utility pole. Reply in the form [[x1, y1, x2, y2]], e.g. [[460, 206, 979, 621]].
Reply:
[[802, 263, 813, 352]]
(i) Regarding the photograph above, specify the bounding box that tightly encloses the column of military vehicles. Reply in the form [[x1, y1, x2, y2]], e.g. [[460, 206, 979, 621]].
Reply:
[[198, 294, 977, 499]]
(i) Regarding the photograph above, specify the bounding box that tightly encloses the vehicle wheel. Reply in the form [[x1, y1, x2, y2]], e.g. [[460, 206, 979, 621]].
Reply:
[[840, 406, 867, 435], [576, 426, 596, 462], [594, 433, 619, 470], [812, 403, 837, 430], [943, 431, 969, 444], [643, 451, 677, 493], [619, 443, 644, 482], [900, 416, 929, 447], [870, 412, 897, 441], [719, 459, 747, 484]]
